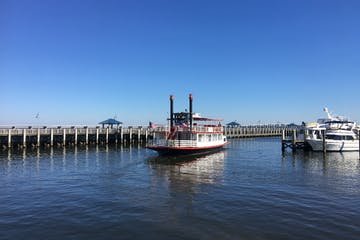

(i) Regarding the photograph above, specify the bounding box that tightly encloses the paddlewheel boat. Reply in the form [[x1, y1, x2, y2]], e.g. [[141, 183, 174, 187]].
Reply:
[[147, 94, 227, 156]]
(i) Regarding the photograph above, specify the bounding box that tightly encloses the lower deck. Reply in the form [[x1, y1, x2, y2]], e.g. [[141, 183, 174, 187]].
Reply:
[[147, 142, 227, 156]]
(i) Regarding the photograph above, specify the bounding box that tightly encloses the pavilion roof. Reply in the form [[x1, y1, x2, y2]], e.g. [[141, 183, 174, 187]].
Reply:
[[99, 118, 123, 125], [226, 121, 240, 126]]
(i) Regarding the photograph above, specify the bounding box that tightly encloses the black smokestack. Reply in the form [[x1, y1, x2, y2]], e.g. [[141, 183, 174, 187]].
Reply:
[[170, 95, 174, 129], [189, 94, 193, 131]]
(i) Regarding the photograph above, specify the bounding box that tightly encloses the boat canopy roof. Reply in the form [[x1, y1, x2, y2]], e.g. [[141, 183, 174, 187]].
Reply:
[[193, 116, 223, 122], [168, 112, 222, 122]]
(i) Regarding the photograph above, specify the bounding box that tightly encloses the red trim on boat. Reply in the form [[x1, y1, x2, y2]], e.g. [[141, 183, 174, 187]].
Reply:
[[147, 142, 227, 151]]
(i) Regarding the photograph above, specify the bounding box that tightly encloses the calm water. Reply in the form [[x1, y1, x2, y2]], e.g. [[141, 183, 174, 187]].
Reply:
[[0, 138, 359, 240]]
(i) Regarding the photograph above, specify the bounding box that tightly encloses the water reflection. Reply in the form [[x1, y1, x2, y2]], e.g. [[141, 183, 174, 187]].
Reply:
[[0, 145, 138, 175], [282, 150, 360, 176], [148, 151, 226, 186]]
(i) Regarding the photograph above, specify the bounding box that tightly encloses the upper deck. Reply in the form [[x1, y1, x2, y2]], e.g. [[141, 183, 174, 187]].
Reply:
[[152, 125, 224, 134]]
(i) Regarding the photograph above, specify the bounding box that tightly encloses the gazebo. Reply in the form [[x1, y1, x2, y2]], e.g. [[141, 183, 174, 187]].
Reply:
[[99, 118, 123, 128], [226, 121, 241, 128]]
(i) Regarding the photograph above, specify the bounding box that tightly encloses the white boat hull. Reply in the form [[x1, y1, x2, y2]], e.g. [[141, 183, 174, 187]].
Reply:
[[307, 139, 359, 151]]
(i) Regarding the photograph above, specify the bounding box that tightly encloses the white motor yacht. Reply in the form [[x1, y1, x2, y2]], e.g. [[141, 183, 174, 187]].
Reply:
[[306, 108, 359, 152]]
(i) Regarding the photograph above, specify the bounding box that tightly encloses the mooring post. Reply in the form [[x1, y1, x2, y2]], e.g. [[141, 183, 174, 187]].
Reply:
[[37, 128, 41, 147], [23, 128, 27, 148], [50, 128, 54, 146], [145, 128, 148, 143], [322, 129, 326, 153], [96, 128, 99, 144], [106, 127, 109, 144], [85, 127, 89, 145], [74, 128, 78, 145], [63, 128, 66, 146], [8, 129, 12, 148]]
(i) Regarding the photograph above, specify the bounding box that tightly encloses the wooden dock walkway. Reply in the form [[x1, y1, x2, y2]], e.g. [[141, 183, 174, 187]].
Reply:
[[0, 125, 298, 149]]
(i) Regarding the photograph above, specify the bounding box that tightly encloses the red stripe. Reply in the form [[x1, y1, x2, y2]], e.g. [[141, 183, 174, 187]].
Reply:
[[147, 142, 227, 151]]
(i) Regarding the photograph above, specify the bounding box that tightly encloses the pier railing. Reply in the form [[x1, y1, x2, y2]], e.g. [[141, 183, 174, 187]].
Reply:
[[224, 125, 298, 138]]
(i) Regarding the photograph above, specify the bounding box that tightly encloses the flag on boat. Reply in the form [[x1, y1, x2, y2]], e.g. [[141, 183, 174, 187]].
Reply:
[[149, 121, 157, 129]]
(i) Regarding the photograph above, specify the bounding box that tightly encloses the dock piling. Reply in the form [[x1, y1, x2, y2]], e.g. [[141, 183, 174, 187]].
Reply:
[[106, 127, 109, 144], [63, 128, 66, 146], [292, 130, 297, 152], [85, 127, 89, 145], [322, 129, 326, 153], [37, 128, 41, 147], [96, 128, 99, 144], [50, 128, 54, 146], [129, 127, 133, 143], [119, 127, 123, 144], [358, 130, 360, 159], [138, 127, 141, 142], [23, 129, 26, 148], [74, 128, 78, 145], [281, 129, 285, 151], [8, 129, 11, 148]]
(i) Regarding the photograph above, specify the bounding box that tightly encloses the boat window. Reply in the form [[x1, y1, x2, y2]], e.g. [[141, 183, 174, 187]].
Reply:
[[345, 136, 354, 140], [207, 134, 211, 141], [198, 134, 203, 142], [326, 135, 342, 140]]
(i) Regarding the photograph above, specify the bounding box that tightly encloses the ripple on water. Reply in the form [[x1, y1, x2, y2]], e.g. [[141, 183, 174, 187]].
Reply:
[[0, 139, 359, 240]]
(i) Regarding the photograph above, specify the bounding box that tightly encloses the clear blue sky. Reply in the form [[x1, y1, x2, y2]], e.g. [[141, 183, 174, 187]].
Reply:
[[1, 0, 359, 126]]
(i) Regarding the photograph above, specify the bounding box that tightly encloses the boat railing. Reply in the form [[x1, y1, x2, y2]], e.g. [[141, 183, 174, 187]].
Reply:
[[167, 139, 197, 147], [189, 126, 223, 133], [150, 138, 197, 147], [152, 126, 223, 133]]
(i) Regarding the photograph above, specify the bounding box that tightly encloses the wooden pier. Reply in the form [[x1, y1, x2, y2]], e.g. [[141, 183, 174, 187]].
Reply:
[[224, 125, 294, 138], [0, 126, 153, 149], [0, 125, 297, 149]]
